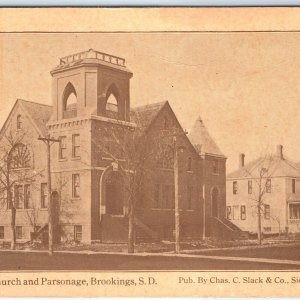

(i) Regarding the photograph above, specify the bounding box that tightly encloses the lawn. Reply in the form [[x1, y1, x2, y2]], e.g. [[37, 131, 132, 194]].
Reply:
[[191, 243, 300, 261]]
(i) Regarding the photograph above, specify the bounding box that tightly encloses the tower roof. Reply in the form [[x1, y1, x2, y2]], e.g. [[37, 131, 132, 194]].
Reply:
[[188, 116, 225, 157], [51, 49, 132, 75]]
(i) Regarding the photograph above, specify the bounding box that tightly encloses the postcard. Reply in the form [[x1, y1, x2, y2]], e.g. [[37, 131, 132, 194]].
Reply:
[[0, 7, 300, 297]]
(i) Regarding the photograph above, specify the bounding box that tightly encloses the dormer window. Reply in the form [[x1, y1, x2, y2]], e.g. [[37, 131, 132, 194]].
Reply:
[[17, 115, 22, 129]]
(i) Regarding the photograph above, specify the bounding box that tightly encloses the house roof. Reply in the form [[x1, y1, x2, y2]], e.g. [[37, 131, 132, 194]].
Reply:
[[18, 99, 52, 136], [188, 116, 225, 157], [227, 155, 300, 179], [130, 101, 167, 130]]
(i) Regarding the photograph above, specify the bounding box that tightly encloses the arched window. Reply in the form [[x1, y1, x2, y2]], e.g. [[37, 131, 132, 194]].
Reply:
[[163, 117, 168, 130], [104, 84, 120, 120], [156, 144, 174, 169], [9, 143, 31, 169], [17, 115, 22, 129], [106, 94, 118, 113], [63, 83, 77, 119]]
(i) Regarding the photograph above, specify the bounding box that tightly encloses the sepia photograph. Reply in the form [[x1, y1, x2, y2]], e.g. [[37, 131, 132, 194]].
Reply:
[[1, 11, 300, 295]]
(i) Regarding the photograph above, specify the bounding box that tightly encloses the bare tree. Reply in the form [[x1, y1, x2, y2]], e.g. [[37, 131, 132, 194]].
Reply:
[[246, 154, 275, 245], [0, 128, 40, 249], [91, 117, 165, 253]]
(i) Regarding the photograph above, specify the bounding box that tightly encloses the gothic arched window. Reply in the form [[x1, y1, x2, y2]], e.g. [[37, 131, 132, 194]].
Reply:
[[105, 84, 120, 120], [156, 144, 174, 169], [106, 94, 118, 113], [63, 82, 77, 119]]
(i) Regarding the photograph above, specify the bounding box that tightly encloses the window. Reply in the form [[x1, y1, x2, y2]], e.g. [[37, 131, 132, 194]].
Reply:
[[241, 205, 246, 220], [170, 186, 175, 209], [41, 183, 48, 208], [16, 226, 22, 239], [14, 185, 23, 209], [157, 145, 174, 169], [292, 179, 296, 194], [72, 174, 80, 198], [232, 205, 240, 220], [63, 82, 77, 119], [10, 144, 31, 169], [24, 184, 31, 209], [162, 185, 170, 208], [264, 204, 270, 219], [154, 184, 160, 208], [266, 179, 271, 193], [248, 180, 252, 194], [17, 115, 22, 129], [212, 160, 219, 174], [187, 187, 192, 210], [72, 134, 80, 158], [187, 157, 192, 171], [74, 225, 82, 242], [59, 136, 67, 159], [289, 203, 300, 219], [106, 94, 119, 119], [226, 206, 232, 220], [0, 226, 4, 239], [163, 117, 168, 130], [161, 185, 174, 209], [233, 181, 238, 194]]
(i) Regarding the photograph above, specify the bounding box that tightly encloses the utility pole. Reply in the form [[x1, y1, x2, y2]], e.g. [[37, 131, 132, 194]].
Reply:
[[174, 136, 180, 253], [202, 155, 206, 240], [202, 183, 206, 240], [161, 128, 186, 254], [173, 132, 186, 254], [38, 135, 60, 256]]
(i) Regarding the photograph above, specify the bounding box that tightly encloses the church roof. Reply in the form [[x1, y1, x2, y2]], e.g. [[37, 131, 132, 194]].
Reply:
[[228, 154, 300, 179], [188, 116, 225, 157], [18, 99, 52, 136], [130, 101, 168, 131]]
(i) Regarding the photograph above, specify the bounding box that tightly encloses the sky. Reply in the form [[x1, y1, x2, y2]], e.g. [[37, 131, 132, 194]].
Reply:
[[0, 32, 300, 172]]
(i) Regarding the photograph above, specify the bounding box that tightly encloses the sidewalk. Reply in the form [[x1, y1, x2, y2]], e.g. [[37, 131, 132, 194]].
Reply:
[[1, 247, 300, 268]]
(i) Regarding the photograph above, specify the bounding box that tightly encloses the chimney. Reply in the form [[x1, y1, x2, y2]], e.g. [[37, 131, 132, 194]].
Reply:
[[239, 153, 245, 168], [277, 144, 283, 159]]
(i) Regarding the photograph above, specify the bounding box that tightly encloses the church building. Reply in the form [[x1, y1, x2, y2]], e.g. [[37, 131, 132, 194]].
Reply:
[[0, 49, 227, 244]]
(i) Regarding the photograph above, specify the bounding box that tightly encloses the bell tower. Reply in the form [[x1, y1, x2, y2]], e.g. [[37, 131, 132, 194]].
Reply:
[[50, 49, 133, 122]]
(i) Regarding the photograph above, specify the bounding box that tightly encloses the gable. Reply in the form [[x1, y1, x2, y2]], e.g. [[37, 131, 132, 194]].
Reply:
[[0, 99, 52, 142], [227, 156, 300, 179], [143, 102, 199, 158]]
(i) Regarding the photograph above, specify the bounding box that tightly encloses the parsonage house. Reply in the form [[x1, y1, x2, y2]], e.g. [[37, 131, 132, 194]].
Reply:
[[0, 49, 228, 244], [226, 145, 300, 235]]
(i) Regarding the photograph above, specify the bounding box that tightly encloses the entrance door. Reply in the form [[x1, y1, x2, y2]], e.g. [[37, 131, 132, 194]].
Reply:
[[211, 188, 219, 217], [105, 173, 123, 215]]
